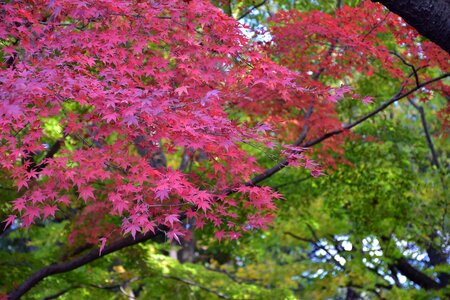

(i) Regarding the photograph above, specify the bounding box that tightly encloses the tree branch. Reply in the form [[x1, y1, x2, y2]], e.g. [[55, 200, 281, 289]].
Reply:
[[407, 98, 442, 170], [372, 0, 450, 53], [304, 73, 449, 147], [237, 0, 267, 21], [285, 229, 345, 270], [390, 51, 420, 88], [162, 275, 230, 299], [224, 0, 232, 17], [43, 276, 140, 300], [25, 139, 63, 173], [7, 231, 163, 300], [247, 72, 449, 186], [392, 257, 442, 289]]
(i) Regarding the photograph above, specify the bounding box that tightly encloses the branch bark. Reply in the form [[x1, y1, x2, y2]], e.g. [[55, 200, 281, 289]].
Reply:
[[372, 0, 450, 53], [380, 236, 446, 290], [392, 257, 442, 289], [7, 232, 163, 300]]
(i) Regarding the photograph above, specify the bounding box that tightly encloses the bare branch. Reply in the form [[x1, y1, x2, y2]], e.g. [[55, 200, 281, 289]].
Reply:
[[237, 0, 267, 21], [362, 12, 391, 41], [390, 51, 420, 87], [162, 275, 230, 299], [305, 223, 345, 270], [247, 73, 449, 186], [407, 98, 442, 170]]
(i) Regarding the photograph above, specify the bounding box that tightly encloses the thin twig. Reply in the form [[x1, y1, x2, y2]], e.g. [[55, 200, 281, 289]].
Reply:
[[303, 73, 449, 148], [362, 12, 391, 41], [305, 223, 345, 270], [407, 98, 442, 170], [237, 0, 268, 21], [390, 51, 420, 87], [162, 275, 230, 299], [246, 73, 449, 186]]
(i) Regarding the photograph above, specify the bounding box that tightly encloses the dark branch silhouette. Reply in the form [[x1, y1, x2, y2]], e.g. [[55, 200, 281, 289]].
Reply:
[[237, 0, 267, 21], [248, 73, 449, 186], [7, 231, 164, 300], [407, 99, 442, 171]]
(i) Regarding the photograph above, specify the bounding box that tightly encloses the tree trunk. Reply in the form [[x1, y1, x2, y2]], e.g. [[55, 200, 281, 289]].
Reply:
[[373, 0, 450, 53]]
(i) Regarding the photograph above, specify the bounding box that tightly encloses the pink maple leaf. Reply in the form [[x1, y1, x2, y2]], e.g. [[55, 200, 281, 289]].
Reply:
[[175, 86, 189, 96], [215, 230, 226, 242], [228, 231, 241, 240], [196, 199, 211, 212], [99, 237, 107, 256], [102, 113, 118, 123], [165, 214, 180, 227], [79, 186, 95, 201], [167, 229, 184, 244], [195, 218, 206, 229], [143, 221, 156, 235], [124, 222, 140, 239], [114, 200, 128, 216], [255, 123, 271, 135], [155, 188, 170, 200], [362, 96, 374, 105], [3, 215, 16, 230], [42, 206, 58, 218]]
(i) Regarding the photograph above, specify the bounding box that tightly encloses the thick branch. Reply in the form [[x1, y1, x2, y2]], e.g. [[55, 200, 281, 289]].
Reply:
[[379, 235, 445, 290], [393, 258, 441, 289], [372, 0, 450, 53], [7, 232, 162, 300]]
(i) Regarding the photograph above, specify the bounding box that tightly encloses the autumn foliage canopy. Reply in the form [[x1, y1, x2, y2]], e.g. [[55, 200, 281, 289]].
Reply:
[[0, 0, 448, 259]]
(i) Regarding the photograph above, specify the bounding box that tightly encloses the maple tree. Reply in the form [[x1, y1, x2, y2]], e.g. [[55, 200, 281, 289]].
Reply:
[[0, 0, 449, 299]]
